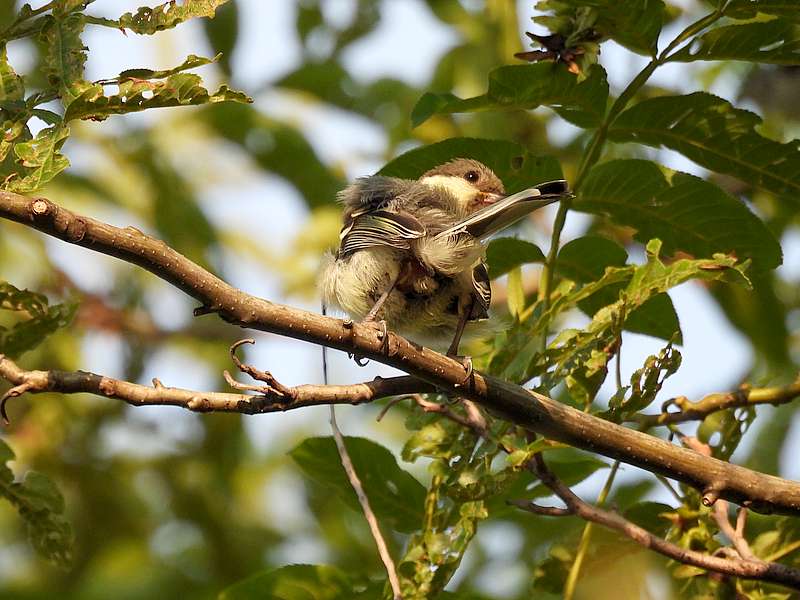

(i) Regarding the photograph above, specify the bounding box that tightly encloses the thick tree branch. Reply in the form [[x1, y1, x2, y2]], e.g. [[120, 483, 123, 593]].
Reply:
[[0, 355, 428, 417], [514, 455, 800, 591], [3, 191, 800, 515], [633, 380, 800, 427]]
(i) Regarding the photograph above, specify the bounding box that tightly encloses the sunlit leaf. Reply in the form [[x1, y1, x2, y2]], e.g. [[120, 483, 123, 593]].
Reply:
[[65, 72, 250, 122], [575, 159, 782, 271], [557, 235, 681, 341], [3, 124, 70, 193], [379, 137, 563, 194], [0, 44, 24, 103], [670, 20, 800, 65], [39, 11, 91, 105], [608, 93, 800, 199], [290, 436, 426, 533], [90, 0, 230, 35], [411, 63, 609, 128], [0, 438, 73, 567], [486, 238, 546, 278], [219, 564, 353, 600]]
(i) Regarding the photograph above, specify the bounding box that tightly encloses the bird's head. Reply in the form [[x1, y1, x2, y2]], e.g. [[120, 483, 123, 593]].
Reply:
[[419, 158, 505, 216]]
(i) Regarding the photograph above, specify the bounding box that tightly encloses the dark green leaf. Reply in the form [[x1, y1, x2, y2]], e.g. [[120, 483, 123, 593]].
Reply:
[[670, 20, 800, 65], [379, 137, 563, 194], [744, 404, 794, 475], [608, 93, 800, 199], [290, 436, 426, 533], [556, 235, 627, 282], [486, 238, 546, 278], [623, 501, 673, 537], [204, 103, 344, 208], [219, 564, 353, 600], [0, 438, 72, 567], [724, 0, 800, 22], [575, 159, 782, 271], [537, 0, 665, 56], [0, 281, 77, 357], [411, 63, 609, 128]]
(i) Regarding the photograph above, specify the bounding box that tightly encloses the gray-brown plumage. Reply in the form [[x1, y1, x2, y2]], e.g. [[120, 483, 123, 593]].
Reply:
[[319, 158, 569, 353]]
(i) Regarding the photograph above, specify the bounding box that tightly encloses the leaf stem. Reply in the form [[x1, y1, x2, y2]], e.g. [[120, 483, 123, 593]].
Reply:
[[536, 6, 725, 346]]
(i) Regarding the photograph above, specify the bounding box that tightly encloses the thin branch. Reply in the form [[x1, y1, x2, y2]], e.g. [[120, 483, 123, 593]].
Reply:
[[516, 454, 800, 591], [3, 191, 800, 515], [633, 380, 800, 427], [329, 406, 402, 599], [714, 501, 757, 562], [0, 355, 430, 420]]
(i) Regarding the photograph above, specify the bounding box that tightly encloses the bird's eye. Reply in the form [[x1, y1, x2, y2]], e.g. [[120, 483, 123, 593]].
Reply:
[[464, 171, 479, 183]]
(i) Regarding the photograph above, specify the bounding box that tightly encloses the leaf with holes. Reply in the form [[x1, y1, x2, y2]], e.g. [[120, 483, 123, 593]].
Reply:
[[379, 137, 563, 195], [575, 159, 782, 271], [39, 12, 92, 106], [608, 93, 800, 199], [0, 44, 23, 103], [290, 436, 426, 533], [90, 0, 230, 35], [3, 124, 70, 193], [65, 73, 251, 122], [723, 0, 800, 22], [670, 20, 800, 65], [411, 63, 609, 128]]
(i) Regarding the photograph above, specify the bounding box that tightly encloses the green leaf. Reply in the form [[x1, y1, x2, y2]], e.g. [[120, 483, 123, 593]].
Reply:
[[486, 238, 546, 278], [724, 0, 800, 22], [204, 103, 344, 208], [39, 12, 91, 105], [670, 20, 800, 65], [507, 266, 526, 317], [411, 63, 609, 128], [526, 450, 608, 498], [290, 436, 426, 533], [557, 235, 682, 341], [65, 73, 251, 122], [538, 0, 665, 56], [608, 93, 800, 199], [94, 0, 230, 35], [0, 281, 77, 357], [219, 564, 353, 600], [0, 439, 73, 567], [575, 159, 782, 271], [379, 137, 563, 194], [3, 124, 70, 193], [113, 53, 221, 81], [0, 44, 23, 103]]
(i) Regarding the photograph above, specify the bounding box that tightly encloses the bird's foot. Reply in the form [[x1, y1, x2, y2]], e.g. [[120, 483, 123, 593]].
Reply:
[[350, 318, 390, 366], [448, 354, 474, 388]]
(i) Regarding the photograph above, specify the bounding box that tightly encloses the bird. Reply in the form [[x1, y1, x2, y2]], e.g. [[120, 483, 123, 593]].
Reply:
[[319, 158, 569, 359]]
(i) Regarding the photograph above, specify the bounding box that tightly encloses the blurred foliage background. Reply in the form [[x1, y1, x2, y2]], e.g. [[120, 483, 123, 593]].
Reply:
[[0, 1, 799, 599]]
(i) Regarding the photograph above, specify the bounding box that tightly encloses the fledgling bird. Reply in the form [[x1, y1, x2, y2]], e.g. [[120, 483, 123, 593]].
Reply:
[[320, 158, 569, 357]]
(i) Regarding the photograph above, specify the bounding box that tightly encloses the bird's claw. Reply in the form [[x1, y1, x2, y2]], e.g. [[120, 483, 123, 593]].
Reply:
[[449, 354, 474, 388]]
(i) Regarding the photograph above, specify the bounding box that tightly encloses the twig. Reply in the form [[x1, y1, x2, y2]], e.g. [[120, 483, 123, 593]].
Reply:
[[714, 500, 757, 562], [514, 454, 800, 591], [329, 406, 402, 599], [632, 379, 800, 427], [0, 354, 429, 420], [3, 191, 800, 514]]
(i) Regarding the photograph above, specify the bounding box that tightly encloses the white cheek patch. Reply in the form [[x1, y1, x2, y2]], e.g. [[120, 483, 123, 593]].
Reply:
[[420, 175, 478, 212]]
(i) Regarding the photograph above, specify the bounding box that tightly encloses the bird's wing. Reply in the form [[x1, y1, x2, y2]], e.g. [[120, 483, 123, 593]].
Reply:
[[434, 180, 570, 241], [470, 262, 491, 320], [338, 176, 419, 215], [339, 209, 426, 257]]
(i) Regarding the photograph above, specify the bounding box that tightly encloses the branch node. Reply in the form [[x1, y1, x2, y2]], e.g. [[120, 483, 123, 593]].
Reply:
[[703, 484, 724, 507], [0, 383, 32, 424]]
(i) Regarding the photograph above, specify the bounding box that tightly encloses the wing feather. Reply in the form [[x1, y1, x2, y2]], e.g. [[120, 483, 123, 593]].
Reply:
[[339, 210, 425, 257]]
